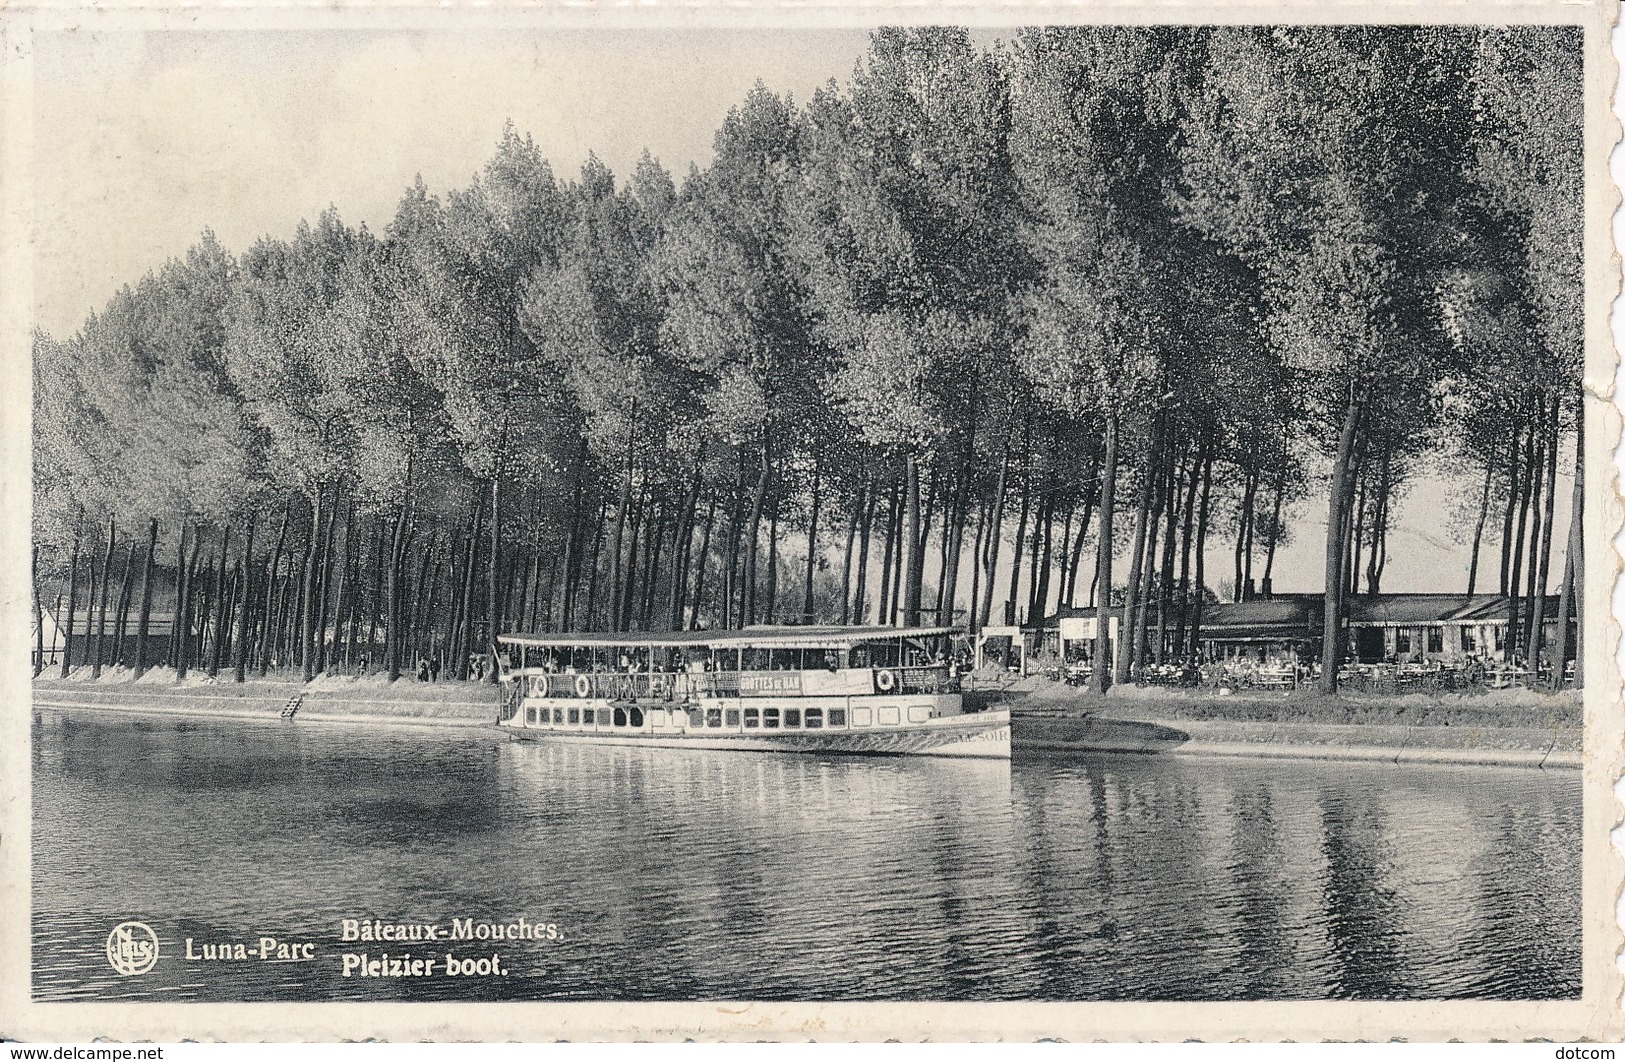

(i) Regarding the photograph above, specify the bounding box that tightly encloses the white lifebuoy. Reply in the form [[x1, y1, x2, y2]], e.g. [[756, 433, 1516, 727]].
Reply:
[[876, 668, 897, 692], [532, 674, 549, 698], [574, 674, 592, 698]]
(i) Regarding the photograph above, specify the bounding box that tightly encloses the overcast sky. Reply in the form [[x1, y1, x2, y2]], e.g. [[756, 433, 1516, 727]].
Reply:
[[27, 27, 1571, 597]]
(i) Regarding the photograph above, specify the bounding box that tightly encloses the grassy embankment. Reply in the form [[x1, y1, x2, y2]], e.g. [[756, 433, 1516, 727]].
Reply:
[[984, 672, 1582, 766], [31, 666, 495, 727]]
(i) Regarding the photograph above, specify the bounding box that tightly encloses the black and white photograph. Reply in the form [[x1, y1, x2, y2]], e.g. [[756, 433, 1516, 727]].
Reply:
[[2, 1, 1620, 1043]]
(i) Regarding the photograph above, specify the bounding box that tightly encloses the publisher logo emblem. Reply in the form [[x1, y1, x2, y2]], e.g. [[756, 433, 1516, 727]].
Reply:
[[105, 921, 159, 976]]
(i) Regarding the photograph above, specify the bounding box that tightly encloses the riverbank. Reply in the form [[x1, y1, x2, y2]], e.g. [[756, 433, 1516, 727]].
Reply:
[[32, 667, 494, 729], [30, 667, 1582, 768], [996, 676, 1582, 768]]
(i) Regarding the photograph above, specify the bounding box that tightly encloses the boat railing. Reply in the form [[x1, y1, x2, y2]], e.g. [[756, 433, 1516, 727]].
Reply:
[[510, 664, 960, 700]]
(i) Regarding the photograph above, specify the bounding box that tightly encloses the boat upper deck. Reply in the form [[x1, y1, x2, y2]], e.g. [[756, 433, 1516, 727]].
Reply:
[[496, 626, 969, 696], [497, 624, 960, 651]]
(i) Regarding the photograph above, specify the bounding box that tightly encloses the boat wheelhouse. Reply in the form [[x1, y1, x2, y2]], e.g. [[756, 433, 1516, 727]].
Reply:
[[494, 625, 1009, 759]]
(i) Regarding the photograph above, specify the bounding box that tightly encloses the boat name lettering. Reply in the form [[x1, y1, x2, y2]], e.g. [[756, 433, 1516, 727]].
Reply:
[[739, 673, 802, 694]]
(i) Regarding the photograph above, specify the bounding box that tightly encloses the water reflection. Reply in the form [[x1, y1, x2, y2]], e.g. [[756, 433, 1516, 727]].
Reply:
[[31, 710, 1579, 1001]]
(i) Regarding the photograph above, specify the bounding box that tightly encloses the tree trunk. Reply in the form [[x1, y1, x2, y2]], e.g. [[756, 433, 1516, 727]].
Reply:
[[226, 514, 255, 681], [619, 484, 647, 632], [1155, 448, 1182, 664], [1261, 459, 1287, 590], [1498, 425, 1522, 597], [802, 459, 823, 623], [939, 477, 968, 627], [967, 495, 988, 632], [108, 539, 134, 668], [1528, 397, 1561, 669], [1318, 395, 1362, 693], [900, 453, 923, 627], [458, 492, 486, 678], [207, 524, 232, 678], [1115, 428, 1158, 685], [416, 535, 442, 662], [1005, 448, 1032, 628], [1505, 422, 1537, 663], [313, 496, 341, 675], [60, 523, 82, 678], [1065, 473, 1099, 607], [1053, 500, 1074, 614], [768, 508, 782, 624], [91, 516, 116, 678], [485, 473, 502, 676], [641, 499, 668, 628], [838, 487, 861, 626], [82, 526, 103, 673], [1028, 490, 1054, 624], [1188, 445, 1215, 656], [852, 482, 876, 625], [1233, 463, 1254, 603], [299, 488, 326, 682], [1551, 401, 1583, 686], [878, 476, 900, 623], [724, 490, 744, 633], [979, 440, 1013, 630], [1092, 413, 1119, 693], [1172, 443, 1203, 654], [1466, 451, 1496, 595], [1346, 467, 1366, 600], [177, 525, 204, 680], [168, 521, 190, 672], [742, 439, 771, 625], [329, 513, 351, 677], [260, 508, 288, 675], [687, 495, 718, 630], [670, 470, 702, 629], [32, 545, 43, 677]]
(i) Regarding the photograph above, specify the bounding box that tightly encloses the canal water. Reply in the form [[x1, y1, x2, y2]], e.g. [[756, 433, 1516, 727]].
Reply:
[[31, 708, 1581, 1002]]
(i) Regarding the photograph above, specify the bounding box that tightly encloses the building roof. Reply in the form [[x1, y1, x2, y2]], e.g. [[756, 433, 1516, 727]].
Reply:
[[498, 625, 960, 651], [1028, 593, 1566, 642], [1194, 592, 1562, 640]]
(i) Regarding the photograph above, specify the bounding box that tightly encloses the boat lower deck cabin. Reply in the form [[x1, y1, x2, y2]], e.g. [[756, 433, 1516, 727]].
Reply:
[[494, 625, 1008, 759]]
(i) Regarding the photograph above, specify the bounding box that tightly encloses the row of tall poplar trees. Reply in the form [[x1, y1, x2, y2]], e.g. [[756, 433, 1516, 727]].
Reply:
[[33, 25, 1583, 692]]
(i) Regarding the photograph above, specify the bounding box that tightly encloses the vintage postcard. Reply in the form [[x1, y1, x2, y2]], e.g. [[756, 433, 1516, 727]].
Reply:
[[0, 0, 1620, 1044]]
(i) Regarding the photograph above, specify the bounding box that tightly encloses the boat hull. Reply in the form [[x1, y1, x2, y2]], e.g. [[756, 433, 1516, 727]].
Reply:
[[499, 709, 1010, 760]]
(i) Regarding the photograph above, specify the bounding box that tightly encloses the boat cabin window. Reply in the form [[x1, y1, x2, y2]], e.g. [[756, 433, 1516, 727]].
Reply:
[[613, 707, 628, 727], [828, 708, 847, 727], [743, 649, 770, 671], [784, 708, 800, 727], [804, 708, 822, 729], [763, 708, 780, 729], [567, 708, 580, 725], [705, 708, 722, 728], [743, 708, 760, 729], [526, 707, 538, 725], [629, 707, 644, 728], [596, 708, 611, 726], [725, 709, 740, 727], [550, 708, 563, 724]]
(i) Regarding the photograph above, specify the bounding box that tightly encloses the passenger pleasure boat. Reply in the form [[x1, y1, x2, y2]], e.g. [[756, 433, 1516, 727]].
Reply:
[[494, 625, 1009, 759]]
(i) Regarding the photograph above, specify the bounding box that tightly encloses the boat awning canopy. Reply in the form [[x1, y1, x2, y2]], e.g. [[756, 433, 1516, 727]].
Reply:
[[498, 625, 961, 651]]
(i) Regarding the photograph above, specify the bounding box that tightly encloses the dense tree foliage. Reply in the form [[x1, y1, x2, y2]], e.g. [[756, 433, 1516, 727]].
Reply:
[[32, 26, 1584, 689]]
